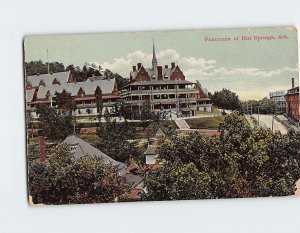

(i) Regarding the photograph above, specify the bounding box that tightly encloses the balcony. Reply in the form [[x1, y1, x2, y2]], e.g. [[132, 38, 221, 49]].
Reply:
[[122, 88, 198, 96], [129, 98, 197, 105]]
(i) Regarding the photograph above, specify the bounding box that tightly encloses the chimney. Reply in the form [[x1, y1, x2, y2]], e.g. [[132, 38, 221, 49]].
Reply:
[[133, 66, 136, 72], [157, 66, 163, 80], [165, 65, 168, 68], [171, 62, 175, 69], [137, 63, 142, 69], [39, 136, 46, 163], [292, 77, 295, 89]]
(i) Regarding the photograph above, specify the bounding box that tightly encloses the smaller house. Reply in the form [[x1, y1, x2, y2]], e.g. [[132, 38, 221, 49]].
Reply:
[[144, 128, 164, 165], [122, 159, 145, 201], [63, 135, 126, 176]]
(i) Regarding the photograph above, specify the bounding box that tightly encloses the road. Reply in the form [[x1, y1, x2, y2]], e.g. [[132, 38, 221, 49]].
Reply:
[[251, 114, 288, 134]]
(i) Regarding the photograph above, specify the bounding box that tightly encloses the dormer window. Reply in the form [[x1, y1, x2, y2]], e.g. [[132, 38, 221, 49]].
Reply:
[[45, 90, 51, 100], [39, 79, 45, 86], [69, 143, 78, 153], [52, 78, 61, 85], [78, 87, 85, 97]]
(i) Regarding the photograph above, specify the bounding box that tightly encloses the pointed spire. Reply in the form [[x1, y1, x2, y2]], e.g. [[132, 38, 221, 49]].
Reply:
[[152, 38, 157, 70]]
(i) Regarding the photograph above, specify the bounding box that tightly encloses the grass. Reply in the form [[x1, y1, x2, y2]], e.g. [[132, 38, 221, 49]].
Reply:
[[186, 116, 225, 129], [196, 107, 221, 115]]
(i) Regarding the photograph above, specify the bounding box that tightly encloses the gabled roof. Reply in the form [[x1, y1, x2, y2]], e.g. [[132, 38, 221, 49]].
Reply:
[[26, 89, 35, 103], [36, 78, 116, 99], [130, 66, 175, 80], [155, 128, 165, 138], [144, 144, 158, 155], [27, 71, 70, 87], [63, 135, 126, 171], [122, 174, 144, 189]]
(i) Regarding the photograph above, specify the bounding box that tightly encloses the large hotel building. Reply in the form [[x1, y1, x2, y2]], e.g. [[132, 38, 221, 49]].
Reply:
[[25, 43, 211, 118], [121, 43, 211, 117]]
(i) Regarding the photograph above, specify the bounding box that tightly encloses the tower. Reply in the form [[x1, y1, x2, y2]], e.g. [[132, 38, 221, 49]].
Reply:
[[152, 39, 158, 71]]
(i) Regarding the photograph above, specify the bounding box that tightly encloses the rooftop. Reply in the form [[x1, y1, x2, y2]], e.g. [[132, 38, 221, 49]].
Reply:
[[27, 71, 70, 87], [63, 135, 126, 171]]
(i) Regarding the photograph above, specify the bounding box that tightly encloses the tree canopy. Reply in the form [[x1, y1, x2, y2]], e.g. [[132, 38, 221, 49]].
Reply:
[[211, 88, 241, 110], [97, 120, 140, 162], [28, 144, 129, 204], [25, 61, 129, 89], [144, 113, 300, 200], [242, 97, 277, 114], [55, 89, 75, 113], [36, 104, 74, 141]]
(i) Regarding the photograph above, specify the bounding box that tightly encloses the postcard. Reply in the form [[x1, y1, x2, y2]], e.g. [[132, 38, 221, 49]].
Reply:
[[24, 26, 300, 205]]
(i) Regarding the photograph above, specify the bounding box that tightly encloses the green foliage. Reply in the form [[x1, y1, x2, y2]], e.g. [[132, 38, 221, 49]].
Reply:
[[140, 100, 152, 121], [144, 113, 300, 200], [242, 97, 277, 114], [55, 89, 75, 112], [97, 120, 141, 162], [36, 104, 73, 141], [118, 102, 133, 121], [211, 88, 241, 110], [144, 159, 212, 201], [103, 107, 111, 122], [28, 144, 128, 204], [95, 86, 103, 119], [25, 60, 65, 76], [26, 61, 128, 88], [114, 73, 130, 88]]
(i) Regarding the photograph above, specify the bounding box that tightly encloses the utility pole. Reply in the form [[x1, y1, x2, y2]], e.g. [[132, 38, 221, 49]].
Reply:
[[257, 105, 260, 126], [47, 49, 50, 76], [272, 114, 274, 132]]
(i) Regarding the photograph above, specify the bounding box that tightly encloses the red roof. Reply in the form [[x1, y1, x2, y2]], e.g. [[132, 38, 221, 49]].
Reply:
[[127, 189, 141, 199]]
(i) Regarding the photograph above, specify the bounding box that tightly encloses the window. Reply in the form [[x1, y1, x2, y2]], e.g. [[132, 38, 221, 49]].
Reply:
[[69, 144, 78, 153]]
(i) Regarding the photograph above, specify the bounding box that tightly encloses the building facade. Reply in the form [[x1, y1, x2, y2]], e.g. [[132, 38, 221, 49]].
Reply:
[[121, 42, 212, 117], [25, 71, 120, 117], [285, 78, 300, 126], [269, 90, 286, 113]]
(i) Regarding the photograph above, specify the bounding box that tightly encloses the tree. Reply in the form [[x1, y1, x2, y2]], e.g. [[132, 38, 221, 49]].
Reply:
[[258, 97, 277, 114], [55, 89, 75, 113], [114, 73, 130, 88], [28, 144, 129, 204], [25, 60, 65, 76], [103, 107, 111, 122], [36, 104, 73, 141], [140, 100, 152, 121], [144, 159, 213, 201], [97, 120, 140, 162], [95, 86, 103, 119], [242, 97, 277, 114], [118, 102, 133, 121], [211, 88, 241, 110], [144, 113, 300, 200]]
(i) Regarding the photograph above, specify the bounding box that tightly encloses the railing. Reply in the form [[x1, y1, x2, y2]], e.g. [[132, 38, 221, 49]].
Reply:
[[76, 102, 117, 109], [129, 98, 197, 104], [122, 88, 198, 95]]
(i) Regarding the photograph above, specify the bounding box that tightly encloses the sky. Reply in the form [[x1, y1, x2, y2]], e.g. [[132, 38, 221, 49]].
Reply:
[[24, 26, 299, 100]]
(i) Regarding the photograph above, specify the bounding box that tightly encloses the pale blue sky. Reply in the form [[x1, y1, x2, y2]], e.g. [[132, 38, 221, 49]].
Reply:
[[24, 26, 299, 100]]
